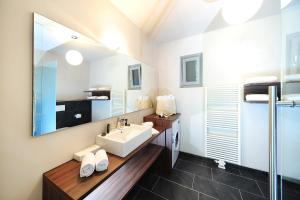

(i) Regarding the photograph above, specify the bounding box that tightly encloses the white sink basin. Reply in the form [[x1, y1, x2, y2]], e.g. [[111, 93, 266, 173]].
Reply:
[[96, 124, 152, 157]]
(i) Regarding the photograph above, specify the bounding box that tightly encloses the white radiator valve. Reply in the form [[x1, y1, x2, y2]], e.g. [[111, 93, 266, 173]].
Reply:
[[215, 159, 226, 169]]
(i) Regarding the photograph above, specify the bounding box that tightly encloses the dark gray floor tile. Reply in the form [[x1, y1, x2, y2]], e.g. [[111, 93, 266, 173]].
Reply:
[[282, 190, 300, 200], [258, 180, 300, 200], [193, 175, 242, 200], [239, 167, 269, 183], [123, 186, 141, 200], [153, 178, 198, 200], [223, 164, 242, 176], [179, 152, 241, 176], [198, 192, 217, 200], [283, 179, 300, 194], [162, 168, 194, 188], [179, 152, 217, 168], [175, 159, 212, 179], [135, 189, 166, 200], [256, 181, 269, 198], [240, 191, 268, 200], [138, 172, 159, 190], [212, 168, 262, 195], [214, 165, 241, 176]]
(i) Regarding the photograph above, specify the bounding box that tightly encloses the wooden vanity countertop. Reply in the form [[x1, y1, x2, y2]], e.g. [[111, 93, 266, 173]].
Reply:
[[43, 126, 165, 200]]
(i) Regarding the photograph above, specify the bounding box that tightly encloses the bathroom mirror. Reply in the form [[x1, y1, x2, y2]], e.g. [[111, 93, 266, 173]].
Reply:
[[33, 13, 157, 136]]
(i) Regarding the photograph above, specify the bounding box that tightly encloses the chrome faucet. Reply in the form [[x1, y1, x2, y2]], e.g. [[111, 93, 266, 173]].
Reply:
[[116, 117, 120, 129], [116, 117, 127, 129]]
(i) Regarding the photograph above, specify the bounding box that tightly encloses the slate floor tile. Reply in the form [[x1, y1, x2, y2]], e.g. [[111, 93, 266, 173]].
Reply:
[[161, 168, 194, 188], [257, 180, 300, 200], [193, 175, 242, 200], [153, 178, 198, 200], [239, 167, 269, 183], [175, 159, 212, 179], [198, 192, 218, 200], [135, 189, 166, 200], [123, 186, 141, 200], [240, 191, 268, 200], [212, 168, 262, 195], [138, 172, 159, 190], [179, 152, 217, 168]]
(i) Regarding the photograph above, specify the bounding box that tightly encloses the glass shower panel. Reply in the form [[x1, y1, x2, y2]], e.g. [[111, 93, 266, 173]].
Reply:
[[280, 0, 300, 199]]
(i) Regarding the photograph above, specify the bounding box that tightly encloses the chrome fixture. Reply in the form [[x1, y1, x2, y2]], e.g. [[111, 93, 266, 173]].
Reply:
[[269, 86, 278, 200]]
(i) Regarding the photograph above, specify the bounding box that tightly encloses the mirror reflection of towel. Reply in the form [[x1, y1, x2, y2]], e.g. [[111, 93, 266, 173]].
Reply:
[[137, 95, 152, 109]]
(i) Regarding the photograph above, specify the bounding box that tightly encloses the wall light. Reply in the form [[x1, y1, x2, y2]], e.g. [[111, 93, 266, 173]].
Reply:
[[65, 50, 83, 66], [222, 0, 263, 25]]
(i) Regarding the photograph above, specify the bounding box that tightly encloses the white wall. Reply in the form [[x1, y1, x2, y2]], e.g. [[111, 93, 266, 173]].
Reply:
[[0, 0, 156, 199], [280, 3, 300, 180], [157, 15, 282, 171], [203, 15, 282, 171], [157, 35, 206, 156]]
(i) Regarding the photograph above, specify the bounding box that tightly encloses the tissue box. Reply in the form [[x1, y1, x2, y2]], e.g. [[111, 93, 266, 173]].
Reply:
[[73, 145, 101, 161]]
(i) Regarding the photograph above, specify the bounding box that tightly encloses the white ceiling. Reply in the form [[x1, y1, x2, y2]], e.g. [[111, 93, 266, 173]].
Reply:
[[110, 0, 223, 43], [110, 0, 173, 34]]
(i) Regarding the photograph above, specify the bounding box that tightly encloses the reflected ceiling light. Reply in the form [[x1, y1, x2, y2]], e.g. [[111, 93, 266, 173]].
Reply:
[[65, 50, 83, 66], [222, 0, 263, 25], [281, 0, 293, 9]]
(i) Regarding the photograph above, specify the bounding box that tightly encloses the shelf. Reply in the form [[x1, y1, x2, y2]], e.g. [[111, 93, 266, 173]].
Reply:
[[243, 82, 281, 102], [85, 144, 164, 200], [43, 126, 166, 200]]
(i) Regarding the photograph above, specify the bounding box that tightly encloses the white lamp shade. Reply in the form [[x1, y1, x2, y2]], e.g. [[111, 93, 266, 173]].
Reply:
[[222, 0, 264, 25], [65, 50, 83, 66]]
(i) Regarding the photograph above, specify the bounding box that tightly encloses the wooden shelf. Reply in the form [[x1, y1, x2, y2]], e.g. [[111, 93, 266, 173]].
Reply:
[[43, 126, 166, 200], [85, 144, 164, 200], [244, 82, 281, 102]]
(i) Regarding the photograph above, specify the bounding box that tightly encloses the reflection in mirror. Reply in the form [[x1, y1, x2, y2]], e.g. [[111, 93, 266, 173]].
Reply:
[[33, 13, 157, 136]]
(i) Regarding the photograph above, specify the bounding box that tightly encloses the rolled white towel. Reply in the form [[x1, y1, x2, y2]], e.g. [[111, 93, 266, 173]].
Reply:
[[80, 153, 95, 178], [95, 149, 109, 172]]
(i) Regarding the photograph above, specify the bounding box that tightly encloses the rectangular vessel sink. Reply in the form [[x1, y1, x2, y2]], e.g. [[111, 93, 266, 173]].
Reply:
[[96, 124, 152, 157]]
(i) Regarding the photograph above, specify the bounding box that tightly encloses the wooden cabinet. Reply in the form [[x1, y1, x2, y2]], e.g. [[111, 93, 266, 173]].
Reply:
[[144, 114, 180, 171], [43, 127, 165, 200]]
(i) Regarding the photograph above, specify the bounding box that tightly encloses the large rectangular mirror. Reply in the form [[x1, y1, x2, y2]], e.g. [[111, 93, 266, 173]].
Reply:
[[33, 13, 157, 136]]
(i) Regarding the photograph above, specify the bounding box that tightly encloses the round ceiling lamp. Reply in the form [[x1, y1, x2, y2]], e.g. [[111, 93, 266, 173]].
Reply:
[[65, 50, 83, 66], [222, 0, 264, 25]]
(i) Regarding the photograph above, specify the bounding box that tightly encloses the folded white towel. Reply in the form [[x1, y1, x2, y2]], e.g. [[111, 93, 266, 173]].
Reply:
[[246, 94, 269, 102], [87, 96, 109, 100], [244, 76, 278, 84], [95, 149, 109, 172], [80, 153, 95, 178], [142, 121, 154, 128], [152, 128, 159, 135], [246, 94, 279, 102]]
